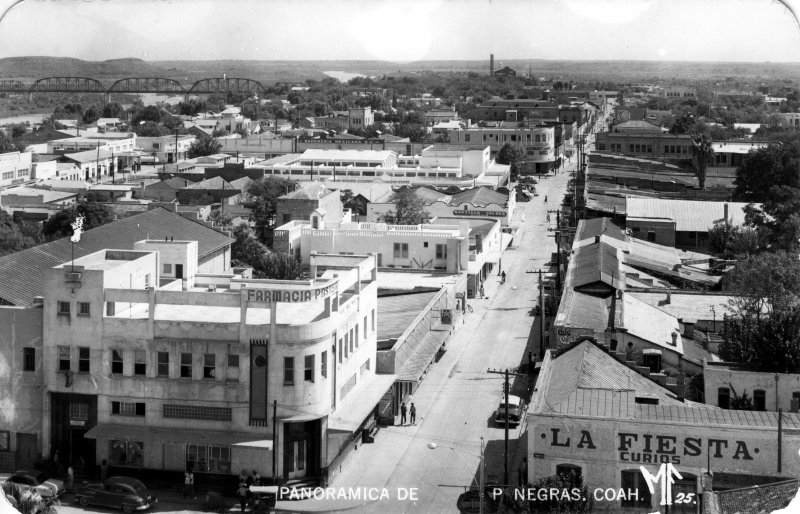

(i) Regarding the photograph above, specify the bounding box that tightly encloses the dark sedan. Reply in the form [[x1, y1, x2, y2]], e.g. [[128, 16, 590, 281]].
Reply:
[[74, 476, 157, 513]]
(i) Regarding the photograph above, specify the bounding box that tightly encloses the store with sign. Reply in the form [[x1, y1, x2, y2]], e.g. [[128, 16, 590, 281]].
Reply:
[[528, 341, 800, 512]]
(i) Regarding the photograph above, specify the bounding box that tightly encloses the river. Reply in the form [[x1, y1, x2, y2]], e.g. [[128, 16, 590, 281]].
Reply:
[[0, 113, 49, 126], [323, 71, 366, 83]]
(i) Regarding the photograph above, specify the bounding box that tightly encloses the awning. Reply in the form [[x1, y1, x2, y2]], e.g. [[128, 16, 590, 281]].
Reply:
[[232, 440, 274, 450], [327, 373, 397, 432], [85, 424, 271, 447]]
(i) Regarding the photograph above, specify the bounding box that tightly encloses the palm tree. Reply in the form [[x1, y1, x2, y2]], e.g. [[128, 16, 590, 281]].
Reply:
[[1, 481, 56, 514], [692, 135, 713, 190]]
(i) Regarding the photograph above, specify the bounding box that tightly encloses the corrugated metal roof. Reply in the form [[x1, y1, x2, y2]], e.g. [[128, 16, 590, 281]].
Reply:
[[0, 208, 233, 305], [626, 198, 751, 232], [186, 176, 234, 190], [377, 291, 440, 340], [575, 218, 625, 244], [449, 187, 508, 207], [618, 291, 684, 355], [572, 242, 620, 292]]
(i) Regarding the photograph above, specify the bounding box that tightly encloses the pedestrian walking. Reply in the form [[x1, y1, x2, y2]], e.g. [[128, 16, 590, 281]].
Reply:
[[400, 402, 407, 425], [480, 283, 485, 298], [409, 403, 416, 425], [183, 469, 195, 499], [252, 470, 261, 487], [501, 271, 506, 283], [100, 459, 109, 482], [67, 465, 74, 493], [245, 470, 254, 506], [237, 481, 249, 512]]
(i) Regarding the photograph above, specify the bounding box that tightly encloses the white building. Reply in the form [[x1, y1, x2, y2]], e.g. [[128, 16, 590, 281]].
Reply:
[[0, 151, 33, 188]]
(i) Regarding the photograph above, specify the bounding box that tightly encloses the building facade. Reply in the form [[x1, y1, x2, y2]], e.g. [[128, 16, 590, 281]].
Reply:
[[41, 246, 389, 485], [0, 151, 33, 188]]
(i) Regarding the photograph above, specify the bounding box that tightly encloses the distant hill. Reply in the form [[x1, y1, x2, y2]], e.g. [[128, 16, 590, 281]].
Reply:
[[1, 56, 800, 84], [0, 56, 176, 80]]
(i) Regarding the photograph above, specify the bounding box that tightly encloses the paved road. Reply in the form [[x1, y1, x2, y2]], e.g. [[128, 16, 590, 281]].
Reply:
[[268, 164, 574, 513]]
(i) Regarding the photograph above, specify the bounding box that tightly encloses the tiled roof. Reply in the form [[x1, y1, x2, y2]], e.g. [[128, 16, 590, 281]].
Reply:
[[185, 176, 235, 190], [229, 176, 254, 190], [540, 341, 683, 413], [0, 208, 233, 305], [716, 479, 799, 514], [387, 186, 450, 205], [626, 198, 751, 232], [449, 187, 508, 207]]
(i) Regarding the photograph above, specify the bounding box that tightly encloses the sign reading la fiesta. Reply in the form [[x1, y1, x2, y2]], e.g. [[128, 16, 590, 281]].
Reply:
[[244, 283, 338, 304], [547, 428, 759, 465]]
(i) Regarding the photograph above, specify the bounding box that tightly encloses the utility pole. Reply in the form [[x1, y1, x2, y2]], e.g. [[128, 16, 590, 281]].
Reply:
[[548, 209, 562, 289], [479, 437, 485, 514], [539, 270, 546, 356], [487, 368, 526, 489], [272, 400, 277, 480]]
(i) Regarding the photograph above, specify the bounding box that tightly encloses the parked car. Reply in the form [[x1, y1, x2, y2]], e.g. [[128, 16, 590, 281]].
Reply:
[[1, 470, 64, 499], [494, 394, 524, 427], [74, 476, 157, 513]]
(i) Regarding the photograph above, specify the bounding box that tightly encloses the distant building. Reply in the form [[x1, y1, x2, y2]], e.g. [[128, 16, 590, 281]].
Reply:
[[492, 66, 516, 77], [704, 361, 800, 413], [0, 151, 33, 188]]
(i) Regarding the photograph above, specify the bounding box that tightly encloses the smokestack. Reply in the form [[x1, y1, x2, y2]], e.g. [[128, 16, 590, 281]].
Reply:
[[490, 54, 495, 76]]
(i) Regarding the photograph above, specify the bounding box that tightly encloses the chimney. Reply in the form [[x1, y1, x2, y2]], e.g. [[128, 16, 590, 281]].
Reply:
[[666, 291, 671, 304], [490, 54, 495, 76], [670, 331, 678, 346]]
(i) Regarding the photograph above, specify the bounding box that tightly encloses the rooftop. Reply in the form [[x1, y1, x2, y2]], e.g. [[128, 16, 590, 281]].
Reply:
[[626, 198, 751, 232], [0, 208, 233, 306], [377, 290, 440, 341], [0, 187, 76, 203], [299, 149, 395, 162], [711, 141, 769, 154]]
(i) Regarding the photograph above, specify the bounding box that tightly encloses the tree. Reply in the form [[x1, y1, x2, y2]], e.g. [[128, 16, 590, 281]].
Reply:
[[0, 211, 43, 256], [692, 135, 712, 189], [186, 137, 222, 159], [394, 122, 428, 142], [719, 252, 800, 372], [2, 480, 57, 514], [495, 142, 526, 165], [259, 251, 303, 280], [0, 131, 19, 153], [231, 224, 269, 269], [246, 177, 297, 243], [133, 121, 168, 137], [42, 202, 114, 239], [379, 188, 430, 225], [102, 103, 125, 119], [733, 141, 800, 202]]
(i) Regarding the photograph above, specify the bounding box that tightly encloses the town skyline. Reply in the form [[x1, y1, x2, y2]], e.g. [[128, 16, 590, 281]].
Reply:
[[1, 0, 799, 63]]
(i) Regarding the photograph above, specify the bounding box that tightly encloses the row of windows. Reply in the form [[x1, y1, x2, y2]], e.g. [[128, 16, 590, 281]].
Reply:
[[55, 346, 239, 380], [717, 387, 800, 411], [108, 400, 232, 421], [109, 440, 230, 473], [392, 243, 448, 259]]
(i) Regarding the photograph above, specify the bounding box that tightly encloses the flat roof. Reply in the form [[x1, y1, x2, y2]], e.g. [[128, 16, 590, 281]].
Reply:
[[300, 149, 395, 161]]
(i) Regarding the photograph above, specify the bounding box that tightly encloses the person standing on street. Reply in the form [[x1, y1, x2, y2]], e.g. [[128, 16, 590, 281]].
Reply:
[[183, 468, 195, 500], [410, 403, 417, 425], [480, 283, 485, 298], [237, 481, 248, 512], [67, 464, 74, 493], [100, 459, 109, 482], [400, 402, 407, 425]]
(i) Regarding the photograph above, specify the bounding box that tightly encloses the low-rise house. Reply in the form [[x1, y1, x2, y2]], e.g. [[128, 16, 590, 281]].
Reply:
[[0, 151, 33, 188], [704, 362, 800, 412]]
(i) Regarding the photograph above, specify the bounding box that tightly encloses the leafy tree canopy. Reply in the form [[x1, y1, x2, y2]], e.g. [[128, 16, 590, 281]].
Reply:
[[41, 201, 114, 239], [379, 188, 430, 225], [186, 137, 222, 159], [495, 142, 526, 165]]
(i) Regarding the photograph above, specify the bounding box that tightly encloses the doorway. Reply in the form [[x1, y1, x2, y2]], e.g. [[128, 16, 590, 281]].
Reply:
[[175, 264, 184, 279], [16, 433, 37, 470], [282, 420, 320, 481], [287, 440, 307, 479]]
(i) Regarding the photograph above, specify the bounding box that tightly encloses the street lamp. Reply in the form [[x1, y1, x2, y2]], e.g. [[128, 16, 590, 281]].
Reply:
[[428, 439, 486, 514]]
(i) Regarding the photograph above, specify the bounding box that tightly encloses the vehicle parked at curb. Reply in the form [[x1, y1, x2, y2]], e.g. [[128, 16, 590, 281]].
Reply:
[[494, 394, 524, 427], [74, 476, 157, 513], [1, 471, 64, 499]]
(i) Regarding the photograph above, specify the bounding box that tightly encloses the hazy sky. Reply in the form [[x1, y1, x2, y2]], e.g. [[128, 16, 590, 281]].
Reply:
[[0, 0, 799, 62]]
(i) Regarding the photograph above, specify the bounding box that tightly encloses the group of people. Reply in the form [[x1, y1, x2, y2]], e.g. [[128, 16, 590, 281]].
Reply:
[[399, 402, 417, 425], [237, 469, 262, 512]]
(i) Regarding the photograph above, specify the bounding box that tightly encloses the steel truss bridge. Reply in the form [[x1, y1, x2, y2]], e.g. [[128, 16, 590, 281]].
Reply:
[[0, 77, 267, 102]]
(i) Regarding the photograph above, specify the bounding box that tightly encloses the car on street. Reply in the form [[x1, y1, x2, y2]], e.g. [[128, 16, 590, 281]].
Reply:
[[494, 394, 524, 427], [1, 470, 64, 499], [74, 476, 157, 513]]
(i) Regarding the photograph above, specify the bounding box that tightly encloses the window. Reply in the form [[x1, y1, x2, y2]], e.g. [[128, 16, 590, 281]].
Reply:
[[106, 302, 115, 316], [144, 274, 151, 288], [111, 350, 123, 374], [646, 231, 656, 242], [78, 347, 90, 372], [321, 351, 327, 378], [203, 354, 216, 379], [372, 309, 375, 331], [436, 244, 447, 259], [792, 392, 800, 412], [338, 339, 343, 363], [423, 242, 428, 248], [163, 405, 232, 421], [78, 302, 90, 316], [163, 263, 172, 274], [284, 357, 294, 385], [70, 402, 88, 420], [157, 352, 169, 377], [111, 401, 145, 417], [109, 440, 144, 467], [349, 328, 354, 354], [304, 355, 314, 382], [186, 443, 230, 474], [364, 316, 368, 336], [58, 346, 71, 371], [753, 389, 766, 411], [23, 347, 36, 371], [360, 359, 370, 376], [57, 301, 70, 316], [464, 134, 470, 142], [134, 350, 146, 375], [344, 334, 349, 358], [355, 325, 359, 348], [393, 243, 408, 258], [180, 353, 192, 378], [718, 387, 730, 409], [227, 354, 239, 368], [377, 253, 382, 267], [620, 469, 651, 507]]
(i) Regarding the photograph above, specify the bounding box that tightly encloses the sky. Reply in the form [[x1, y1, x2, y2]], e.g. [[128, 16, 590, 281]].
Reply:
[[0, 0, 799, 63]]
